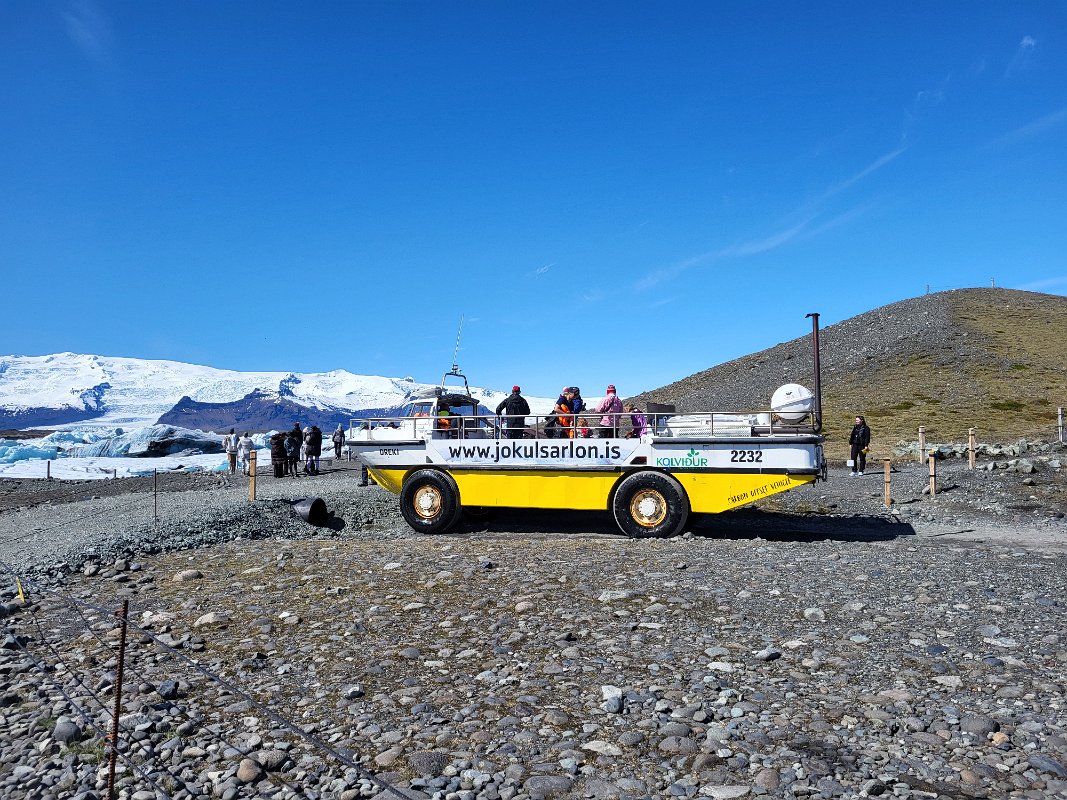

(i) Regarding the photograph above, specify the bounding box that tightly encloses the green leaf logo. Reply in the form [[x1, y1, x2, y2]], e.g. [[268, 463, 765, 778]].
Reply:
[[686, 449, 699, 458]]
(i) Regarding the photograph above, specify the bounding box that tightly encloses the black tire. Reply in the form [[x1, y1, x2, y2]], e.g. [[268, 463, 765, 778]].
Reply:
[[400, 470, 462, 534], [611, 471, 689, 538]]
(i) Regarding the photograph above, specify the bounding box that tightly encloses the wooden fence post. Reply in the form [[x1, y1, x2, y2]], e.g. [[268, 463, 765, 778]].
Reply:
[[918, 426, 926, 463], [248, 450, 257, 502], [928, 454, 936, 497], [968, 428, 976, 470], [883, 459, 892, 507]]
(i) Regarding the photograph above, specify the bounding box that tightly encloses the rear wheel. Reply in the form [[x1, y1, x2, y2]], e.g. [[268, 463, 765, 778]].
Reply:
[[612, 471, 689, 538], [400, 470, 462, 534]]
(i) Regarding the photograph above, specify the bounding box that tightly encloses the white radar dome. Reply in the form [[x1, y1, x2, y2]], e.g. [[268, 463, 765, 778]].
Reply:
[[771, 383, 815, 422]]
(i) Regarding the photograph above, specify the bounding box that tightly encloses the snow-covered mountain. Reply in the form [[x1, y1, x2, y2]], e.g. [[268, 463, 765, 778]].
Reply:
[[0, 353, 537, 431]]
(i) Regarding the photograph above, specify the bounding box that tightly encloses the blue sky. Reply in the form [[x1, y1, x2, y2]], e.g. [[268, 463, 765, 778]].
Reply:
[[2, 2, 1066, 399]]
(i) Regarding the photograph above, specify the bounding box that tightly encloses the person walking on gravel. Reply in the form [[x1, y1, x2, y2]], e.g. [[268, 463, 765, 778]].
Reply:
[[332, 424, 346, 458], [849, 415, 871, 476]]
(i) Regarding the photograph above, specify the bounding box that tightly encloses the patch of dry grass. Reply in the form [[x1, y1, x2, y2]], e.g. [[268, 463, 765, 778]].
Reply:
[[819, 291, 1067, 458]]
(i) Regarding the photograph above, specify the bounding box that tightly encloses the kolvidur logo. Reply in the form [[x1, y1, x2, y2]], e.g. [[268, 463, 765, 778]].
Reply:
[[654, 448, 709, 468]]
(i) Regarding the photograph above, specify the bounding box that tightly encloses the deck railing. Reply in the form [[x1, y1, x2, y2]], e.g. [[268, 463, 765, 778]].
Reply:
[[349, 409, 819, 442]]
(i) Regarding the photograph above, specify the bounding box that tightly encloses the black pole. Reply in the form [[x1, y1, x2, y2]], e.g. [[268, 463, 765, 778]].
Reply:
[[805, 313, 823, 433]]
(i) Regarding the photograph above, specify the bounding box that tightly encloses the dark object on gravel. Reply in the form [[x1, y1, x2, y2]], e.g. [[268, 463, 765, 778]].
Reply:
[[292, 497, 328, 526]]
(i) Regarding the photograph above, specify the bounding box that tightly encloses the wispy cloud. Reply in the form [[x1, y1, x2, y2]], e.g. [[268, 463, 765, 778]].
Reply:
[[902, 78, 950, 142], [982, 106, 1067, 150], [636, 219, 813, 291], [62, 0, 113, 64], [811, 147, 905, 206], [1004, 35, 1037, 80], [636, 147, 902, 292], [528, 263, 554, 278], [1015, 275, 1067, 292]]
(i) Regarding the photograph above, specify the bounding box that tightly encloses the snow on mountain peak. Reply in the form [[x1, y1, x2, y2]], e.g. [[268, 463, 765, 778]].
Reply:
[[0, 352, 550, 430]]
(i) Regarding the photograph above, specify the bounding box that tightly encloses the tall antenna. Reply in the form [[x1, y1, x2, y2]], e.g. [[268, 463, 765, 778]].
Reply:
[[450, 314, 464, 373]]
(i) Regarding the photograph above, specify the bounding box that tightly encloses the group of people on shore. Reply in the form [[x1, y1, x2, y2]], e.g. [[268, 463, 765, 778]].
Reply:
[[495, 385, 649, 440], [223, 430, 255, 475], [223, 423, 369, 484]]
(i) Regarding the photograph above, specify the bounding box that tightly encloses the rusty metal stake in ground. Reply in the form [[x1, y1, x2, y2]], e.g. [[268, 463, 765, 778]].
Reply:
[[107, 598, 130, 800]]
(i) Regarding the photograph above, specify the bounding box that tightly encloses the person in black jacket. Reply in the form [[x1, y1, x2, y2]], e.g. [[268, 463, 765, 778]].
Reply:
[[286, 425, 302, 477], [495, 386, 530, 439], [849, 415, 871, 476], [269, 432, 288, 479]]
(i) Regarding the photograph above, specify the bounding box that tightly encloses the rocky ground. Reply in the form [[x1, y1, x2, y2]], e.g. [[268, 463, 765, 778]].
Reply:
[[0, 457, 1065, 800]]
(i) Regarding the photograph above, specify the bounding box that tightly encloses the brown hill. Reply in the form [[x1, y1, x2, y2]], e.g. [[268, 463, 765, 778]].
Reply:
[[630, 288, 1067, 458]]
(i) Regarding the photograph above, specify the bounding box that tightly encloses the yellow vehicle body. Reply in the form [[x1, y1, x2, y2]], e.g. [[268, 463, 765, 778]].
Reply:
[[367, 466, 814, 515]]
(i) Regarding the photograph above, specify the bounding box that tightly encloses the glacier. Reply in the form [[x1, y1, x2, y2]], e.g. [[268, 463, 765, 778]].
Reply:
[[0, 353, 532, 431]]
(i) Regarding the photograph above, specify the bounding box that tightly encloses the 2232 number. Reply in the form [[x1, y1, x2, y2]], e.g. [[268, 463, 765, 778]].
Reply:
[[730, 449, 763, 463]]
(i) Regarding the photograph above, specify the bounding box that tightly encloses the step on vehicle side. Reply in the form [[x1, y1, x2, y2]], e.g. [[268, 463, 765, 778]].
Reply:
[[349, 316, 828, 538]]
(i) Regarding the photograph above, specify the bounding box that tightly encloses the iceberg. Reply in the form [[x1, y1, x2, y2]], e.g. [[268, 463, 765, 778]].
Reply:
[[0, 439, 59, 464], [73, 425, 226, 458]]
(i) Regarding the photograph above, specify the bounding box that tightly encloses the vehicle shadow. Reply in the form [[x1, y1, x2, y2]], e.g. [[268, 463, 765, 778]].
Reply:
[[460, 507, 915, 544], [690, 508, 916, 544]]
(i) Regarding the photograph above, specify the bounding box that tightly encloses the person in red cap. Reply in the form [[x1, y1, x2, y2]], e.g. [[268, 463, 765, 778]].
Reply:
[[594, 384, 623, 438], [495, 385, 530, 439]]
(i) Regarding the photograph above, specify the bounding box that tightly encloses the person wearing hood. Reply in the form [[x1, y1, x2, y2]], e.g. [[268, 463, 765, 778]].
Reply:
[[495, 386, 530, 439], [332, 424, 346, 458], [269, 431, 287, 479], [286, 424, 302, 477], [304, 424, 323, 474]]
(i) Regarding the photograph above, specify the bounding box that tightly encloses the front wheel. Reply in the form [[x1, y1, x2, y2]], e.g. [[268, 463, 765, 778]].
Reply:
[[400, 470, 462, 534], [612, 472, 689, 538]]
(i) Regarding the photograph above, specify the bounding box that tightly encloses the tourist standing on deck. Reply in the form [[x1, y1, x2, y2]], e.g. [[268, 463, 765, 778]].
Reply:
[[849, 415, 871, 476], [568, 387, 585, 430], [594, 385, 624, 438], [623, 403, 648, 438], [496, 386, 530, 439]]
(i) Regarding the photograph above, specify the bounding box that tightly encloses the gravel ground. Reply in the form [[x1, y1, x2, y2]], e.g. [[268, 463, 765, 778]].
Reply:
[[1, 458, 1066, 799]]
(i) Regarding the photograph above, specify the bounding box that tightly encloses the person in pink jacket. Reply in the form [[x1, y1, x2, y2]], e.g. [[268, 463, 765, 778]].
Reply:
[[624, 403, 649, 438], [594, 384, 624, 438]]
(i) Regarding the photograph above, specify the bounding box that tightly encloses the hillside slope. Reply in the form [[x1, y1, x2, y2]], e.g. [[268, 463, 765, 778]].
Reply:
[[631, 289, 1067, 456]]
